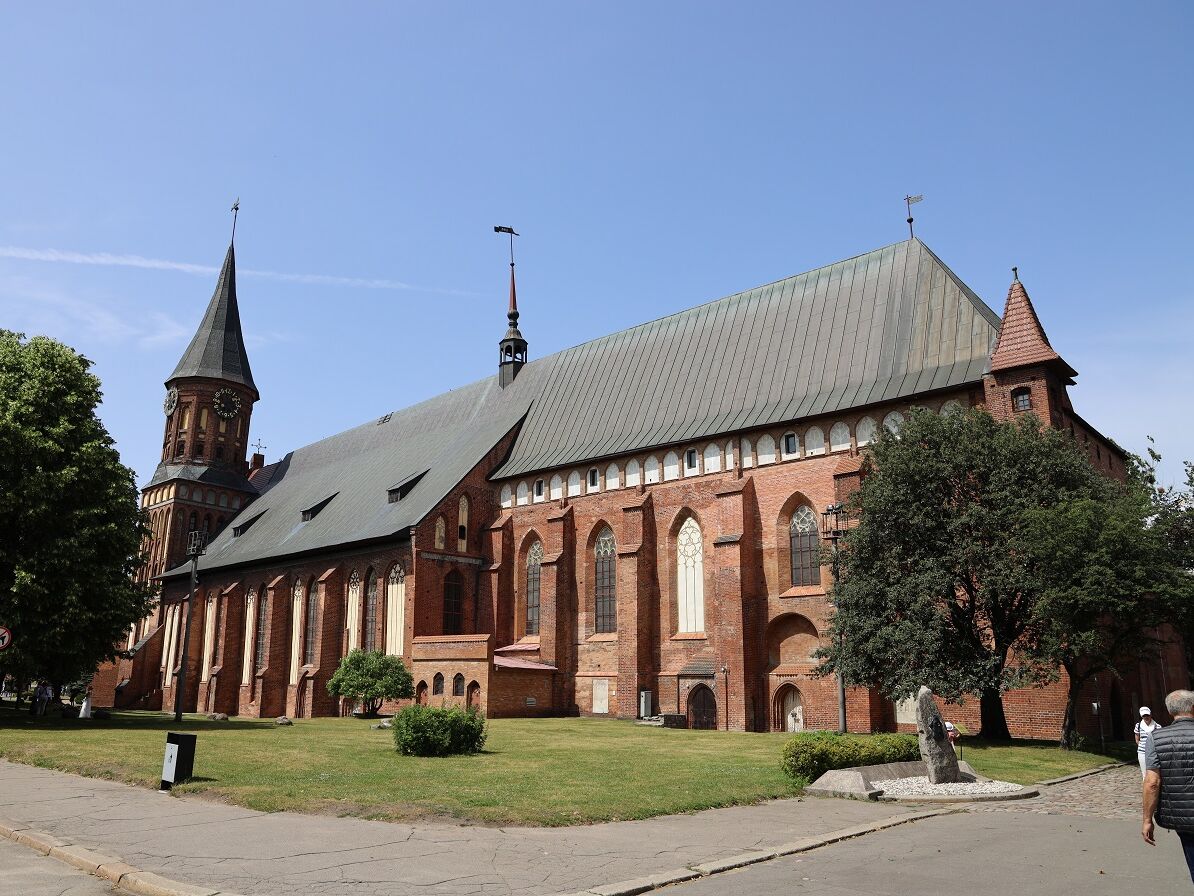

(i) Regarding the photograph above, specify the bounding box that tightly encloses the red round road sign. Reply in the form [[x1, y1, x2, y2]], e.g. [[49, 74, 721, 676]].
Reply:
[[0, 626, 11, 651]]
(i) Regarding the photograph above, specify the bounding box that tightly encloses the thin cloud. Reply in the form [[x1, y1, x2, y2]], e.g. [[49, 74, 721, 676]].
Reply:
[[0, 245, 470, 294]]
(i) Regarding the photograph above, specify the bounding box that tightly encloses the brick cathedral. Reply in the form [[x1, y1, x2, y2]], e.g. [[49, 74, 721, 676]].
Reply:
[[92, 237, 1183, 739]]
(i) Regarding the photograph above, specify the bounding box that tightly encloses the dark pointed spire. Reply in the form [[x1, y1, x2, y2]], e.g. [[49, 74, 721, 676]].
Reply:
[[167, 244, 258, 397]]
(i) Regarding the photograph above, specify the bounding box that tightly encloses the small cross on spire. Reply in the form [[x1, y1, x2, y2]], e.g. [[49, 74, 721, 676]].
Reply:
[[1012, 265, 1019, 282], [251, 437, 266, 455]]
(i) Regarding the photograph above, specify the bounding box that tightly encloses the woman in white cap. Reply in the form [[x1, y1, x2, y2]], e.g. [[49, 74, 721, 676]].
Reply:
[[1136, 707, 1161, 779]]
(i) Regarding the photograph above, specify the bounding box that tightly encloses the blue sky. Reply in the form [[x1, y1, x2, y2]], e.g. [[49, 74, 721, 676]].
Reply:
[[1, 3, 1191, 487]]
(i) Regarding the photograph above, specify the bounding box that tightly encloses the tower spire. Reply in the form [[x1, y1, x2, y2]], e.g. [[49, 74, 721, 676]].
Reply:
[[989, 272, 1077, 380], [494, 225, 528, 388]]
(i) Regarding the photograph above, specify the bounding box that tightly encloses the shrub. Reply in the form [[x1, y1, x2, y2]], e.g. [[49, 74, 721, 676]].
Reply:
[[327, 650, 413, 716], [780, 732, 919, 783], [393, 704, 488, 757]]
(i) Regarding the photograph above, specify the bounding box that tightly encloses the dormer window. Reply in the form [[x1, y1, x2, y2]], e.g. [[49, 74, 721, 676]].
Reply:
[[301, 494, 337, 521], [1012, 388, 1032, 412], [387, 470, 428, 504], [233, 510, 265, 537]]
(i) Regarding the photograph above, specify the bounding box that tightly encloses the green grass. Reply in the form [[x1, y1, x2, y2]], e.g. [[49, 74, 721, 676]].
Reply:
[[955, 738, 1129, 784], [0, 709, 797, 826], [0, 706, 1127, 825]]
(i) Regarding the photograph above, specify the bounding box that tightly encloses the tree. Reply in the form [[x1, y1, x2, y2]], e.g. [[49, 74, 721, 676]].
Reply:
[[817, 407, 1121, 740], [0, 331, 154, 693], [1021, 470, 1185, 747], [327, 649, 414, 715], [1145, 452, 1194, 683]]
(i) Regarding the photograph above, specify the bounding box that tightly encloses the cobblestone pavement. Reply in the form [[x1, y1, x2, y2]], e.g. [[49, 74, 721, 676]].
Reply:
[[970, 763, 1141, 820]]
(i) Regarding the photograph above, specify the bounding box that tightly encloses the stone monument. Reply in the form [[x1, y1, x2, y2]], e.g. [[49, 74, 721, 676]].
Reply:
[[915, 686, 961, 783]]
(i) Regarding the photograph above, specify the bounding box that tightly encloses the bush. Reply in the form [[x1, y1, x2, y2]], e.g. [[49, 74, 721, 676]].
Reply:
[[393, 705, 488, 757], [780, 732, 919, 783]]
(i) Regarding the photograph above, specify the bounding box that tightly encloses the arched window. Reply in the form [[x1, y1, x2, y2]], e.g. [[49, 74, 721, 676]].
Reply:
[[434, 516, 446, 549], [567, 471, 582, 497], [605, 463, 620, 490], [829, 422, 851, 452], [740, 437, 754, 467], [625, 459, 641, 487], [452, 673, 465, 697], [432, 672, 445, 695], [525, 541, 543, 636], [595, 528, 617, 634], [856, 416, 877, 446], [644, 456, 660, 484], [386, 564, 406, 656], [303, 579, 319, 665], [500, 484, 513, 508], [663, 451, 680, 480], [703, 443, 721, 473], [883, 411, 905, 434], [804, 426, 825, 456], [253, 591, 269, 675], [443, 571, 464, 635], [290, 579, 304, 683], [941, 399, 963, 415], [363, 569, 378, 651], [676, 517, 704, 633], [346, 570, 361, 650], [789, 505, 821, 586], [549, 474, 563, 499], [516, 481, 529, 505], [757, 434, 776, 465], [458, 495, 469, 551]]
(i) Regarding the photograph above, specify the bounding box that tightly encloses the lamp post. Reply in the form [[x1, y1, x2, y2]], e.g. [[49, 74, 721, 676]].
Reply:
[[821, 503, 851, 734], [173, 529, 207, 724]]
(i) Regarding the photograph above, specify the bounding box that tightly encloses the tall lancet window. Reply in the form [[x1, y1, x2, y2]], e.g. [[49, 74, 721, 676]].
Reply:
[[595, 528, 617, 634], [676, 517, 705, 633], [526, 541, 543, 636], [303, 580, 319, 665], [790, 505, 821, 587], [363, 568, 378, 651], [346, 570, 361, 650]]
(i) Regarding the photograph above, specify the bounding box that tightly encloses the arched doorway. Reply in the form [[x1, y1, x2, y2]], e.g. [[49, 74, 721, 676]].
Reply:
[[774, 684, 804, 732], [687, 684, 717, 730], [415, 681, 428, 706], [466, 681, 480, 710]]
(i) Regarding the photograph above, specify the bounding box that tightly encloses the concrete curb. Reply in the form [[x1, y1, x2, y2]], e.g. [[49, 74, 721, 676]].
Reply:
[[560, 808, 958, 896], [1036, 762, 1126, 787], [0, 815, 247, 896], [877, 786, 1041, 804]]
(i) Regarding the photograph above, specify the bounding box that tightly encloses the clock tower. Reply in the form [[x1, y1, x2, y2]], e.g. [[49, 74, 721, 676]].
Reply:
[[139, 242, 260, 582]]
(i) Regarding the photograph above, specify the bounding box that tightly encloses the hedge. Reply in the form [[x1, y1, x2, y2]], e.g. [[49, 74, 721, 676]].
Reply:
[[392, 704, 488, 757], [780, 731, 919, 783]]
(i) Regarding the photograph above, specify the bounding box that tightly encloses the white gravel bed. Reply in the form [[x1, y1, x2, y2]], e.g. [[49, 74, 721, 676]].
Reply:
[[873, 776, 1024, 797]]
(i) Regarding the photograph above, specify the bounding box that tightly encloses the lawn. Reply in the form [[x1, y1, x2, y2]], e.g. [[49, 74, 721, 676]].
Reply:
[[0, 707, 1125, 826]]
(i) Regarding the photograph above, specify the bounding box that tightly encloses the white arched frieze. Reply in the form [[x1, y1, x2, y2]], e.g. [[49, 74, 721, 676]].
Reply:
[[757, 434, 776, 465], [703, 443, 721, 473], [625, 459, 641, 487], [500, 484, 513, 508], [856, 416, 877, 446], [644, 455, 660, 484], [515, 481, 529, 506], [663, 452, 680, 481], [549, 474, 563, 500], [829, 421, 851, 452], [724, 441, 735, 470], [804, 426, 825, 456], [740, 437, 754, 468], [605, 463, 620, 490], [883, 411, 905, 434], [941, 399, 963, 415], [567, 470, 582, 497]]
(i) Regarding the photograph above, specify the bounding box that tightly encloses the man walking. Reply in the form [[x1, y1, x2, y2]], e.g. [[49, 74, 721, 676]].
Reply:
[[1143, 689, 1194, 881]]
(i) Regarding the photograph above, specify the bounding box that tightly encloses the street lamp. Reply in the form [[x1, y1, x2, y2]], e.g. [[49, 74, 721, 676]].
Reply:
[[173, 529, 207, 724], [821, 503, 851, 734]]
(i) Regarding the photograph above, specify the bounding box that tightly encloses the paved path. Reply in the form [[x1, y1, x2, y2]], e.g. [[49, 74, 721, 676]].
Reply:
[[659, 810, 1188, 895], [972, 762, 1142, 820], [0, 835, 126, 895], [0, 759, 911, 896]]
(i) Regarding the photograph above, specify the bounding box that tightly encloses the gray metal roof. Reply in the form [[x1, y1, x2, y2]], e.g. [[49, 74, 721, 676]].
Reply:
[[147, 462, 256, 492], [167, 245, 258, 396], [493, 238, 1000, 478], [167, 238, 1000, 579], [172, 377, 532, 576]]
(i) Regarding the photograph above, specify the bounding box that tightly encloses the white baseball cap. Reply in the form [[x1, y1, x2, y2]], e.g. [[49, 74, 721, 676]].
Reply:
[[1140, 707, 1153, 717]]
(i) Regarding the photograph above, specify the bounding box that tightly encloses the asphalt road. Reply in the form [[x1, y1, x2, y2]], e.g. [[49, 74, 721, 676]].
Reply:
[[659, 810, 1188, 895], [0, 836, 124, 895]]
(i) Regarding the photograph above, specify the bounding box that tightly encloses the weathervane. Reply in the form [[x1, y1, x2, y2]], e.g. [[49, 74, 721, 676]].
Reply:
[[493, 225, 519, 270], [904, 194, 923, 239], [231, 198, 240, 244]]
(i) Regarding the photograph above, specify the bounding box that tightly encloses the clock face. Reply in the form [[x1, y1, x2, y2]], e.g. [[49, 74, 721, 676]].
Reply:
[[213, 388, 242, 420], [163, 387, 179, 415]]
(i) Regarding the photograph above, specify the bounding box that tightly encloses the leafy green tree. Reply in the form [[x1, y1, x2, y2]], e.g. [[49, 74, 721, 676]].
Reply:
[[1021, 469, 1185, 747], [1144, 451, 1194, 682], [0, 331, 154, 693], [327, 649, 413, 715], [817, 407, 1118, 740]]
